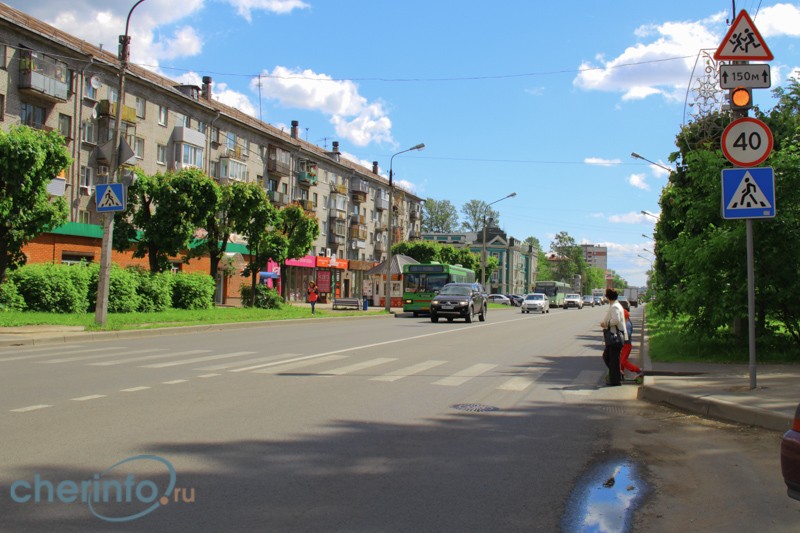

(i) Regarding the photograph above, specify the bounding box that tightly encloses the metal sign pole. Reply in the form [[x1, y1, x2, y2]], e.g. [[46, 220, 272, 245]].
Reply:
[[746, 219, 756, 388]]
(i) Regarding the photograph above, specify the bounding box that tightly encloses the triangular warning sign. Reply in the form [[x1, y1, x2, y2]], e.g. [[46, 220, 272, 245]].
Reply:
[[714, 10, 773, 61], [97, 186, 122, 208], [727, 171, 772, 210]]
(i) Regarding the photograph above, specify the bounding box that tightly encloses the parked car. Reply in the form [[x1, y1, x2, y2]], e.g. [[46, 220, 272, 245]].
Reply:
[[781, 401, 800, 501], [564, 293, 583, 309], [487, 294, 512, 306], [504, 294, 523, 307], [430, 283, 487, 323], [618, 297, 631, 312], [521, 293, 549, 314], [582, 295, 595, 308]]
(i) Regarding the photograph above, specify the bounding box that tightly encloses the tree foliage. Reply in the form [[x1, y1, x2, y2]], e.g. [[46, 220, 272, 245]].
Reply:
[[392, 240, 492, 280], [421, 198, 459, 233], [0, 126, 70, 282], [460, 199, 500, 232], [276, 203, 320, 299]]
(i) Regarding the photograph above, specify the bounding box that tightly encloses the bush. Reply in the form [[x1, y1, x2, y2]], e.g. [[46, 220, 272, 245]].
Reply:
[[106, 266, 141, 313], [134, 269, 174, 312], [10, 263, 88, 313], [240, 283, 283, 309], [172, 272, 215, 310], [0, 279, 26, 311]]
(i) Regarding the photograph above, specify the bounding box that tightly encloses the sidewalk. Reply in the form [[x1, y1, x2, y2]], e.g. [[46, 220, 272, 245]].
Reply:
[[0, 309, 796, 432]]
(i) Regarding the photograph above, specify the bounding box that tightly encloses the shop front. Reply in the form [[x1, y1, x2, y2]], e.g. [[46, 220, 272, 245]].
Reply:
[[284, 255, 317, 303], [316, 256, 348, 302]]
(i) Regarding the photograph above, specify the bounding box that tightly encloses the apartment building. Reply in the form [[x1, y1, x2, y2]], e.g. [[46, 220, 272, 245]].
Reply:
[[580, 244, 608, 271], [0, 3, 422, 303]]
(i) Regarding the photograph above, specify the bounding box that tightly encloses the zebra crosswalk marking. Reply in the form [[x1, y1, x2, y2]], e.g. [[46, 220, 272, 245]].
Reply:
[[323, 358, 397, 376], [0, 346, 125, 363], [433, 364, 497, 386], [497, 377, 534, 391], [40, 348, 163, 364], [142, 351, 256, 369], [250, 355, 348, 374], [370, 360, 448, 382], [90, 349, 210, 366]]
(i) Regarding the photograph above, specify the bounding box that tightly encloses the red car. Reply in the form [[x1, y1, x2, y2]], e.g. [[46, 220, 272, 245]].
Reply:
[[781, 402, 800, 501]]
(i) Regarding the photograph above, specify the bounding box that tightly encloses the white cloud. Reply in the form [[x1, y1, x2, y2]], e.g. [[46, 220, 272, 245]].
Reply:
[[223, 0, 310, 22], [175, 71, 258, 117], [254, 66, 394, 147], [752, 3, 800, 38], [584, 157, 621, 167], [628, 173, 649, 190], [609, 211, 659, 224]]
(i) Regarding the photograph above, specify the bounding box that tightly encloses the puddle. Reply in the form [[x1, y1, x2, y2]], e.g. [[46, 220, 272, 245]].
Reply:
[[561, 458, 649, 533]]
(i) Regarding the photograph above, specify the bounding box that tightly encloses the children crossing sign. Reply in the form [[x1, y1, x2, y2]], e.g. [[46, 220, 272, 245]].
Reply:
[[721, 167, 775, 219], [95, 183, 126, 213]]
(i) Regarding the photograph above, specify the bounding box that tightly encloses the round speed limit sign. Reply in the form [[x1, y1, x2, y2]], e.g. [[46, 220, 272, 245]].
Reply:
[[721, 117, 773, 167]]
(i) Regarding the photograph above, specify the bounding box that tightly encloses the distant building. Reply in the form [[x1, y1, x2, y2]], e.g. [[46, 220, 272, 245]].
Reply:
[[581, 244, 607, 271]]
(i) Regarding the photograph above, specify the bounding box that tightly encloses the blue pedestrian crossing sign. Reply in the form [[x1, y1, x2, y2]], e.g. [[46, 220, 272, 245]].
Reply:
[[95, 183, 126, 213], [721, 167, 775, 220]]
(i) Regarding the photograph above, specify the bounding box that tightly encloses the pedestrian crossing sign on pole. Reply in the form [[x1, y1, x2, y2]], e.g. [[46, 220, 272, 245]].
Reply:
[[95, 183, 126, 213], [721, 167, 775, 219]]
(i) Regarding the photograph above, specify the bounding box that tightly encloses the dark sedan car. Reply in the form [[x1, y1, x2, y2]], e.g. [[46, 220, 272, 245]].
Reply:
[[781, 402, 800, 501], [430, 283, 487, 323], [504, 294, 523, 307]]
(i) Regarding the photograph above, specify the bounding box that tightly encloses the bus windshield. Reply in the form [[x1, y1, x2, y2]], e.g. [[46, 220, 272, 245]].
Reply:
[[404, 273, 449, 293], [535, 285, 557, 297]]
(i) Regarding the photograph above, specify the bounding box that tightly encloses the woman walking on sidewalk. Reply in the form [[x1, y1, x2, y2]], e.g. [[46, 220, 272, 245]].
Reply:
[[307, 281, 319, 314], [600, 288, 628, 386]]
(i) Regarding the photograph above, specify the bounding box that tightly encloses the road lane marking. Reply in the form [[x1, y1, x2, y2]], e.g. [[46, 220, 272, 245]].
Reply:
[[120, 386, 151, 392], [323, 358, 397, 376], [197, 356, 280, 371], [40, 348, 163, 364], [10, 405, 52, 413], [433, 364, 497, 386], [70, 394, 106, 402], [0, 346, 126, 363], [163, 379, 188, 385], [250, 355, 348, 374], [370, 360, 448, 382], [142, 351, 256, 369], [197, 374, 220, 378], [91, 350, 210, 366], [497, 377, 534, 391]]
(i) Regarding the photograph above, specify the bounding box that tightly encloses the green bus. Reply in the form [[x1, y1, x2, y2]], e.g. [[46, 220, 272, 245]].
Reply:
[[533, 280, 572, 308], [403, 262, 476, 316]]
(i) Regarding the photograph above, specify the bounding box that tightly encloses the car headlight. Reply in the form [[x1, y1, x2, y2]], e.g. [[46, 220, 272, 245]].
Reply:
[[432, 300, 439, 305], [459, 300, 468, 306]]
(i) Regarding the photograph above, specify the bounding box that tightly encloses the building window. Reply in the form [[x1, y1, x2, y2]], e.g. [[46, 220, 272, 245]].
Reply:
[[241, 138, 249, 157], [158, 105, 167, 126], [267, 178, 277, 191], [58, 113, 71, 140], [78, 210, 90, 224], [225, 131, 236, 151], [0, 94, 5, 121], [156, 144, 167, 165], [197, 120, 206, 133], [135, 97, 146, 119], [281, 183, 288, 194], [84, 78, 97, 100], [61, 252, 94, 265], [21, 102, 46, 129], [174, 143, 203, 169], [134, 137, 145, 159], [108, 87, 118, 104], [81, 119, 98, 144], [220, 158, 248, 181], [79, 165, 93, 188], [0, 44, 5, 69]]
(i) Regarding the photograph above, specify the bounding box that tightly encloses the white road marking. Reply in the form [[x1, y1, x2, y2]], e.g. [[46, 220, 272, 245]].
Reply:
[[0, 346, 125, 363], [0, 344, 83, 358], [433, 364, 497, 386], [497, 377, 534, 391], [370, 360, 448, 382], [163, 379, 188, 385], [10, 404, 52, 413], [70, 394, 106, 402], [40, 348, 163, 364], [197, 356, 278, 371], [90, 349, 210, 366], [228, 354, 304, 373], [120, 386, 151, 392], [142, 351, 256, 369], [250, 355, 348, 374], [323, 358, 397, 376], [196, 373, 220, 378]]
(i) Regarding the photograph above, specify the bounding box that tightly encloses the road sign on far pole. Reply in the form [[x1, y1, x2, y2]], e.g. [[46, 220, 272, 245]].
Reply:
[[721, 117, 773, 167], [719, 64, 771, 89]]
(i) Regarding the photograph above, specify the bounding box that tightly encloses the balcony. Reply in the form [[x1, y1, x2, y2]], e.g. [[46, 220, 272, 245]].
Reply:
[[375, 196, 389, 211], [329, 209, 347, 222], [293, 199, 315, 212], [330, 222, 347, 237], [328, 234, 346, 246], [410, 208, 420, 221], [297, 171, 317, 187], [268, 190, 289, 206], [374, 241, 385, 253], [350, 178, 368, 202], [349, 224, 368, 240], [267, 146, 291, 176], [330, 183, 348, 195], [98, 100, 137, 124], [350, 213, 366, 225], [18, 52, 68, 103]]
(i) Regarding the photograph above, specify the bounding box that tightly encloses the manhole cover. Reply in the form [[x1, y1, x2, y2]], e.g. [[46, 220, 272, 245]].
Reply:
[[451, 403, 499, 413]]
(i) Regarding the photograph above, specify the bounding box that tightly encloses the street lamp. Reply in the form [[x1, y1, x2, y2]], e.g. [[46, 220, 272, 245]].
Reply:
[[641, 233, 653, 240], [481, 192, 517, 290], [631, 152, 673, 173], [640, 210, 659, 220], [642, 248, 655, 256], [384, 143, 425, 312], [95, 0, 149, 326]]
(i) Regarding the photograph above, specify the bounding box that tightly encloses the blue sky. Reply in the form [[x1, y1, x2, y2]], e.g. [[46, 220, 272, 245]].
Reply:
[[10, 0, 800, 286]]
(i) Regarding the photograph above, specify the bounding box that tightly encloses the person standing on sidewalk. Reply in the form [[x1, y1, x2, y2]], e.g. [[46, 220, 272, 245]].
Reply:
[[307, 281, 319, 314], [620, 307, 643, 380], [600, 288, 628, 386]]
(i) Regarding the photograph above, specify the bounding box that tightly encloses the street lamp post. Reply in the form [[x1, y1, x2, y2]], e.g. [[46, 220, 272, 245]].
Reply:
[[630, 152, 673, 173], [95, 0, 148, 326], [640, 210, 659, 220], [481, 192, 516, 290], [384, 143, 425, 312]]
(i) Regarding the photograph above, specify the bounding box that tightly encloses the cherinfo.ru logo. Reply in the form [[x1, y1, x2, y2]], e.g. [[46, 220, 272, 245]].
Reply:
[[9, 455, 195, 522]]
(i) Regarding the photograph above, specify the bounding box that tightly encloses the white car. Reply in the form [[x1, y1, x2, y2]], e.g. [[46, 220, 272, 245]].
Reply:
[[521, 293, 549, 314], [487, 294, 511, 305], [564, 293, 583, 309]]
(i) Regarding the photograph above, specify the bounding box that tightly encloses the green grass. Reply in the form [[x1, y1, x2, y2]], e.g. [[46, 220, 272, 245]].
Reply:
[[645, 305, 800, 364], [0, 306, 385, 331]]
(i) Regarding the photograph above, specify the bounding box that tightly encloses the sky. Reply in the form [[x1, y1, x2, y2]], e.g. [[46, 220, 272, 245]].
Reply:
[[8, 0, 800, 287]]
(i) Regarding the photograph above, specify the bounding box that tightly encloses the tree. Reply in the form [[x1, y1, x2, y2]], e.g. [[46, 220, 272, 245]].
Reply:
[[114, 168, 218, 273], [232, 183, 282, 306], [460, 200, 499, 232], [549, 231, 581, 283], [0, 126, 70, 282], [421, 198, 459, 233], [523, 236, 541, 254], [277, 203, 320, 300], [392, 240, 492, 280]]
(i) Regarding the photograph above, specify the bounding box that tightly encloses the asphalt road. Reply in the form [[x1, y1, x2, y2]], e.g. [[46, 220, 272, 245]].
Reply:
[[1, 306, 797, 532]]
